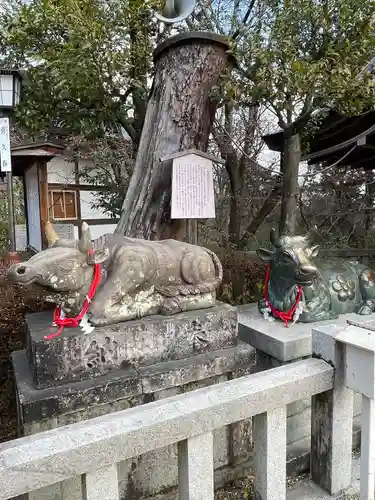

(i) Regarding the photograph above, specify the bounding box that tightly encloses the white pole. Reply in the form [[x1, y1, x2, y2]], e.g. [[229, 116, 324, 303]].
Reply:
[[361, 395, 375, 500]]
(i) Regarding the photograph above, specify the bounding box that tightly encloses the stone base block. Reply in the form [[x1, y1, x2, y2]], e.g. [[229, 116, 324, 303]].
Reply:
[[238, 303, 369, 362], [26, 303, 237, 388], [13, 341, 255, 500], [238, 303, 364, 468]]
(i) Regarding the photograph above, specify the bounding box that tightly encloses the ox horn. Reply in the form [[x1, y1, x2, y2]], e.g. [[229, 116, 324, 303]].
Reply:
[[154, 0, 196, 24], [270, 228, 281, 248], [78, 222, 93, 254], [45, 221, 59, 246]]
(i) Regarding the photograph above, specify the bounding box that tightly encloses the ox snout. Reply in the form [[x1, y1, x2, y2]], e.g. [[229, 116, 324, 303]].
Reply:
[[7, 263, 39, 285], [296, 264, 318, 283]]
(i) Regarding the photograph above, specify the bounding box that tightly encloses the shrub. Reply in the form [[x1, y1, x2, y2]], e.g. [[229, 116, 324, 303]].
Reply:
[[218, 249, 266, 305]]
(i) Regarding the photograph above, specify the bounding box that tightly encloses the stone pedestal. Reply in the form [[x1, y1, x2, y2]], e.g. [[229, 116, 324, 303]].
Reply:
[[27, 304, 237, 388], [237, 304, 363, 474], [13, 303, 256, 500]]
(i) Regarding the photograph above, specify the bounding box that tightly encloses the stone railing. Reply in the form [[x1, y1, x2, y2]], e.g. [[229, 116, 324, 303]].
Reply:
[[0, 357, 333, 500], [0, 324, 373, 500]]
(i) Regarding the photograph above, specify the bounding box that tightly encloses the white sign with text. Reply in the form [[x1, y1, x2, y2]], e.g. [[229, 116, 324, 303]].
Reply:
[[54, 223, 75, 240], [171, 153, 215, 219], [0, 117, 11, 172], [15, 224, 27, 251]]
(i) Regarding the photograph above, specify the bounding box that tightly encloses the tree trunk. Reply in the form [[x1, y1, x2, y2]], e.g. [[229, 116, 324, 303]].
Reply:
[[115, 32, 232, 239], [228, 191, 241, 245], [278, 133, 301, 236]]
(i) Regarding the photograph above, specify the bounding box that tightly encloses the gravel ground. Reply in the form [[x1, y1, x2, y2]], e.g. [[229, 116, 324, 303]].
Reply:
[[214, 472, 310, 499], [214, 451, 363, 499], [214, 476, 361, 500]]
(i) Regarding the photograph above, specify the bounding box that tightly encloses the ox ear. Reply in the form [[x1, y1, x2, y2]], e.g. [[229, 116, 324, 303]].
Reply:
[[309, 245, 320, 258], [256, 248, 273, 262], [88, 247, 110, 265]]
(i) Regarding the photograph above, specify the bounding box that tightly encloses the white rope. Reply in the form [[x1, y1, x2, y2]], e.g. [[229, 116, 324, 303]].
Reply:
[[298, 144, 357, 178]]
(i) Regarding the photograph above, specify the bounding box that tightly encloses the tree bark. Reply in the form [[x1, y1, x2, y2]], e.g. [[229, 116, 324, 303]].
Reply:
[[278, 133, 301, 236], [115, 32, 232, 239]]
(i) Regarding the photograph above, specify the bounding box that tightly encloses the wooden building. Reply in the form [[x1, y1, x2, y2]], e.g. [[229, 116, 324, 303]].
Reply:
[[2, 142, 118, 251], [262, 109, 375, 169]]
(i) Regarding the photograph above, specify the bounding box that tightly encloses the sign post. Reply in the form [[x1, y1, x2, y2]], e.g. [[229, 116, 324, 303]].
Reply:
[[162, 149, 224, 244], [0, 117, 15, 252]]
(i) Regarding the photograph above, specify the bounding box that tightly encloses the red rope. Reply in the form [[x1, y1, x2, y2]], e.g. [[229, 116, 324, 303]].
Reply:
[[263, 264, 303, 327], [44, 251, 101, 340]]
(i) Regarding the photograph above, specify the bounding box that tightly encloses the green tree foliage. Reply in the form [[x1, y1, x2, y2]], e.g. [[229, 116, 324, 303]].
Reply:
[[0, 178, 25, 251], [241, 0, 375, 125], [0, 0, 159, 223], [71, 134, 133, 217], [0, 0, 160, 144]]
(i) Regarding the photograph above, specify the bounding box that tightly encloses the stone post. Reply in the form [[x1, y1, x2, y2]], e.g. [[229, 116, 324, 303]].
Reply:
[[238, 304, 312, 474], [253, 406, 287, 500], [82, 465, 119, 500], [310, 325, 354, 495], [336, 324, 375, 500], [178, 433, 214, 500]]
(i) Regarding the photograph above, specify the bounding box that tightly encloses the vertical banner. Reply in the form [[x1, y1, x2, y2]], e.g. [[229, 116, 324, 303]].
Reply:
[[0, 117, 11, 172]]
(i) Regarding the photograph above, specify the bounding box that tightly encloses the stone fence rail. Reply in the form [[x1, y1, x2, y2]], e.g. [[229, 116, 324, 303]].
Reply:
[[2, 322, 375, 500], [0, 358, 333, 500]]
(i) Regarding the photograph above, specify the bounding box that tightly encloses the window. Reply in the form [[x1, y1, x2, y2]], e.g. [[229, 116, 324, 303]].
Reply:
[[48, 190, 77, 220]]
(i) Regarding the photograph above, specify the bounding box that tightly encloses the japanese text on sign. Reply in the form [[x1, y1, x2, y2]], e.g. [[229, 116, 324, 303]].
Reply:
[[0, 117, 11, 173], [171, 153, 216, 219]]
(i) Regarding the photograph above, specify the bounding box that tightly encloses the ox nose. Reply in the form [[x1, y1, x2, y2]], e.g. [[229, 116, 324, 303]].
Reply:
[[299, 264, 317, 275], [7, 263, 32, 284], [14, 264, 27, 275]]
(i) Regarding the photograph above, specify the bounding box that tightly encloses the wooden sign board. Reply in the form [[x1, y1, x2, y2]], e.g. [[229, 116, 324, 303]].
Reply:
[[171, 153, 215, 219], [54, 223, 75, 240], [15, 224, 27, 251], [0, 117, 11, 173]]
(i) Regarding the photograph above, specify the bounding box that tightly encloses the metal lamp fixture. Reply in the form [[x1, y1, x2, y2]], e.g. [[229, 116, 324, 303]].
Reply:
[[0, 69, 22, 109], [0, 68, 23, 254]]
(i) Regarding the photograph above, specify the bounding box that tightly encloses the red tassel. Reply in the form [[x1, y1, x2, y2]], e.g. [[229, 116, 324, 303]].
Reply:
[[44, 251, 101, 340], [263, 265, 303, 327]]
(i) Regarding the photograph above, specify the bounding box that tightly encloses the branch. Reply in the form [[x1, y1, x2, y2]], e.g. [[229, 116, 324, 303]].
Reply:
[[213, 118, 281, 180], [283, 95, 314, 136], [232, 0, 257, 40], [211, 124, 239, 192], [238, 180, 282, 248], [116, 115, 136, 143]]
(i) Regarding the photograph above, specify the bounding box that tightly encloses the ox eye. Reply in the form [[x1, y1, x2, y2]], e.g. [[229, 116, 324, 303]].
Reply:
[[60, 259, 76, 271], [282, 252, 292, 260]]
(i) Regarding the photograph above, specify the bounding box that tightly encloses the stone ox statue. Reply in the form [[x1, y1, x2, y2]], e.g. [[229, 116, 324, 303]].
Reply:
[[257, 229, 375, 324], [7, 222, 223, 327]]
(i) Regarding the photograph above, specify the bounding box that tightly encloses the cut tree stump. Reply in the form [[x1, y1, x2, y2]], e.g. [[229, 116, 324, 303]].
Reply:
[[115, 31, 233, 240]]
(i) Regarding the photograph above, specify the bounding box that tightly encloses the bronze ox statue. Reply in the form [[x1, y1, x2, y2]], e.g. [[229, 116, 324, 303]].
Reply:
[[7, 222, 223, 327], [257, 229, 375, 324]]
